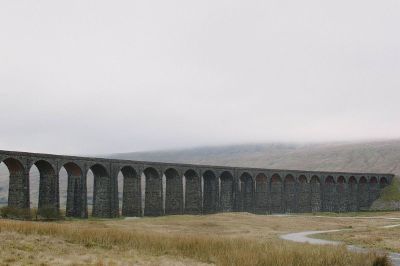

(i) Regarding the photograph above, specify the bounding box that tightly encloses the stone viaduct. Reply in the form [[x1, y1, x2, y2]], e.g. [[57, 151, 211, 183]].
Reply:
[[0, 149, 394, 218]]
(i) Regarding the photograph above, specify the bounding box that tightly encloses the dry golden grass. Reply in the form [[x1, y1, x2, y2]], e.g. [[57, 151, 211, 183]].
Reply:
[[93, 212, 396, 242], [318, 225, 400, 253], [0, 213, 395, 266]]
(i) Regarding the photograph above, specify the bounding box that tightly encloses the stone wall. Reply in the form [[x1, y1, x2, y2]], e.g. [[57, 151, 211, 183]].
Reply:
[[310, 176, 322, 212], [121, 166, 141, 217], [239, 173, 254, 212], [220, 171, 234, 212], [144, 167, 163, 216], [254, 174, 268, 214], [203, 170, 218, 213], [165, 168, 183, 215], [297, 175, 310, 213], [270, 175, 283, 213], [92, 164, 111, 218], [0, 149, 394, 218], [284, 175, 296, 213], [184, 170, 202, 214]]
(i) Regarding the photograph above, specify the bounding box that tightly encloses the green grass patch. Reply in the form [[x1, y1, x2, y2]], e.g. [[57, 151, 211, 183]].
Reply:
[[380, 177, 400, 201]]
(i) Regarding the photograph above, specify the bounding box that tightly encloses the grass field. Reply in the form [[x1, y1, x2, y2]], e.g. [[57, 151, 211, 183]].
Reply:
[[318, 223, 400, 254], [0, 212, 398, 265]]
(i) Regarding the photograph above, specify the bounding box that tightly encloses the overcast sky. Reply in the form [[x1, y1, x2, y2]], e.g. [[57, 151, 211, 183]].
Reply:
[[0, 0, 399, 155]]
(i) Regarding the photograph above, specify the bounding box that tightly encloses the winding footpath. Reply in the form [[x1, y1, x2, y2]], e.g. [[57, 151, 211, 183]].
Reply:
[[279, 216, 400, 266]]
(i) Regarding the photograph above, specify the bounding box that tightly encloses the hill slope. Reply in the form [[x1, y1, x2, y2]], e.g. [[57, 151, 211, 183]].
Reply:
[[109, 140, 400, 176], [110, 140, 400, 210]]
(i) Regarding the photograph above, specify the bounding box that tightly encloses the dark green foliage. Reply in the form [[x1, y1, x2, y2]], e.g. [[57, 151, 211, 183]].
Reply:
[[0, 206, 32, 220], [37, 205, 62, 220]]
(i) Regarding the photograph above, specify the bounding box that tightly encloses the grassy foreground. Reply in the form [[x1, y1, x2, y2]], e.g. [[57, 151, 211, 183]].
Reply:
[[0, 213, 395, 265], [318, 225, 400, 254]]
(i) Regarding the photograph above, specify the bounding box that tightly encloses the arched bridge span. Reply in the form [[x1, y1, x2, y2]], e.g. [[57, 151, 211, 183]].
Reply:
[[0, 150, 394, 218]]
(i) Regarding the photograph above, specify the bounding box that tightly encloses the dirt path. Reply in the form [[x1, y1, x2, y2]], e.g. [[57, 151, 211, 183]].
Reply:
[[280, 219, 400, 266]]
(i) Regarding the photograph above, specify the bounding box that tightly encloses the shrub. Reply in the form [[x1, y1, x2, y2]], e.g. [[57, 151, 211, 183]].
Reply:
[[373, 254, 392, 266], [37, 205, 62, 220], [0, 206, 32, 220]]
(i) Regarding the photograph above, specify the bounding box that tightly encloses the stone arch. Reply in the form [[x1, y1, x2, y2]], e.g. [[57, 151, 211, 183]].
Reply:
[[90, 164, 111, 218], [284, 174, 296, 213], [239, 172, 254, 213], [164, 168, 183, 215], [254, 173, 268, 214], [358, 176, 369, 210], [336, 176, 347, 212], [62, 162, 83, 217], [369, 176, 379, 205], [2, 158, 28, 209], [323, 176, 336, 212], [120, 166, 141, 217], [219, 171, 234, 212], [348, 176, 358, 211], [32, 160, 58, 212], [270, 174, 283, 213], [144, 167, 163, 216], [380, 177, 388, 189], [203, 170, 218, 213], [184, 169, 201, 214], [297, 175, 310, 213], [310, 175, 321, 212]]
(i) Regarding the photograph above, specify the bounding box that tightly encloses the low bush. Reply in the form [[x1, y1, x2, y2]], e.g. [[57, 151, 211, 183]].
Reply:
[[37, 205, 62, 220], [0, 206, 32, 220], [380, 178, 400, 201]]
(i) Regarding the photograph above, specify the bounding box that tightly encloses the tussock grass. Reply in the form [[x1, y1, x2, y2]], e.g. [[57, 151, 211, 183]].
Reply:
[[0, 219, 387, 266]]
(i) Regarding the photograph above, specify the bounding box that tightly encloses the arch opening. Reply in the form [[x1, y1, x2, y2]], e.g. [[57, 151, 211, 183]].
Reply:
[[380, 177, 388, 189], [1, 158, 28, 209], [0, 162, 9, 207], [220, 171, 234, 212]]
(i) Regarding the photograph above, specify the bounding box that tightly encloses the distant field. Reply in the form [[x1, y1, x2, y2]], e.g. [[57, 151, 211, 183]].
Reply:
[[0, 213, 397, 265]]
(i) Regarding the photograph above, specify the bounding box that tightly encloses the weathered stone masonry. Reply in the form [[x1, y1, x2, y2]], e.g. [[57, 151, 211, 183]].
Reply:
[[0, 149, 394, 218]]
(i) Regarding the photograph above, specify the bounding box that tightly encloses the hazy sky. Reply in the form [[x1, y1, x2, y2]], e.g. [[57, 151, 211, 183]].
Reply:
[[0, 0, 399, 155]]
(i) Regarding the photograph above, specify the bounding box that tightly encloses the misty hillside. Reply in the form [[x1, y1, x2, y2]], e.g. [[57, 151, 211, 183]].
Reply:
[[109, 140, 400, 176]]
